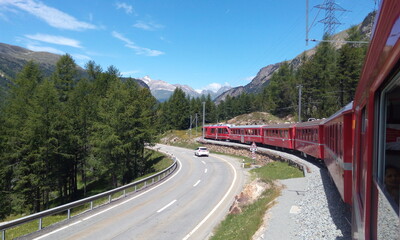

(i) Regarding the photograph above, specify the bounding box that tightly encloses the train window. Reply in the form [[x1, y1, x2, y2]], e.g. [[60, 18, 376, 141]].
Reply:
[[376, 76, 400, 209], [358, 107, 367, 208], [375, 74, 400, 238]]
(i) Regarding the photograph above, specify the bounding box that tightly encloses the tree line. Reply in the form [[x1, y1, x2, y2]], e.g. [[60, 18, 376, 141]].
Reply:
[[0, 55, 157, 219]]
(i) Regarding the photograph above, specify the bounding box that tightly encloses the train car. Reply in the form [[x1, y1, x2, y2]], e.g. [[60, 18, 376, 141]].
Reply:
[[351, 0, 400, 238], [203, 124, 231, 140], [294, 120, 324, 159], [229, 125, 264, 144], [262, 123, 296, 149], [322, 102, 353, 205]]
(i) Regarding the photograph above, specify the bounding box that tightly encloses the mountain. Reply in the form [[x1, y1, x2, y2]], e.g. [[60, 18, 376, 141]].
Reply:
[[141, 75, 231, 102], [0, 43, 148, 94], [0, 43, 61, 95], [214, 11, 376, 103]]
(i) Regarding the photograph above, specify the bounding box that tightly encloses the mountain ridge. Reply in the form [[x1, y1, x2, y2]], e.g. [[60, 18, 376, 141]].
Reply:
[[214, 11, 375, 103]]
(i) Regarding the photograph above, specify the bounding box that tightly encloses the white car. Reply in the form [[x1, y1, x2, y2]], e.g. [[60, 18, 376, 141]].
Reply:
[[195, 147, 209, 157]]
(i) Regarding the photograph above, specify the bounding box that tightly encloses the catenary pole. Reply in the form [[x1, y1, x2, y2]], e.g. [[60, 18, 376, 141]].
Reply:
[[202, 102, 205, 140]]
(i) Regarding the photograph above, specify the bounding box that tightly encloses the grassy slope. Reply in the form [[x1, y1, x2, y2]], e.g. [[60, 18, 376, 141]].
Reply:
[[211, 162, 303, 240]]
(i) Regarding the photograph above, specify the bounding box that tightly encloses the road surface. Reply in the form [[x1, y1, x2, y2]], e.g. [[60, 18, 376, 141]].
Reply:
[[25, 144, 245, 240]]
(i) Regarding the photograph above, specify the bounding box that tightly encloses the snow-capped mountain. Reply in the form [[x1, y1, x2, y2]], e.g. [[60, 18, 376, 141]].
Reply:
[[141, 76, 231, 102]]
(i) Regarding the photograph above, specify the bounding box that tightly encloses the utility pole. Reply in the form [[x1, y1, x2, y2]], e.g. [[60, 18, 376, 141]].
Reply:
[[202, 102, 205, 140], [306, 0, 309, 46], [189, 115, 192, 138], [297, 85, 303, 123], [195, 113, 198, 135]]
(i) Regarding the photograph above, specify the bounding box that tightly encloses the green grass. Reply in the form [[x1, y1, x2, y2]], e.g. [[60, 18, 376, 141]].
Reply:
[[210, 161, 303, 240], [251, 161, 304, 181], [210, 188, 279, 240], [2, 149, 174, 239]]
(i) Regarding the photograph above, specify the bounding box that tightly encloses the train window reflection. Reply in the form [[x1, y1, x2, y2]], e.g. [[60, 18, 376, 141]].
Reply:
[[378, 77, 400, 210]]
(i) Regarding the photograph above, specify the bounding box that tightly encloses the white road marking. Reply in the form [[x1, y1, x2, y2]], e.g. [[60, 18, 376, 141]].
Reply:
[[201, 161, 206, 165], [157, 200, 177, 213], [34, 220, 82, 240], [193, 180, 201, 187], [34, 157, 183, 240], [182, 155, 238, 240], [204, 168, 208, 173]]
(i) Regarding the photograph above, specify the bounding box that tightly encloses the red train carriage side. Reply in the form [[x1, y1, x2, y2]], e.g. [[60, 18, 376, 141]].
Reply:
[[294, 120, 324, 159], [203, 125, 231, 140], [229, 125, 264, 144], [352, 0, 400, 239], [322, 102, 353, 205], [262, 123, 295, 149]]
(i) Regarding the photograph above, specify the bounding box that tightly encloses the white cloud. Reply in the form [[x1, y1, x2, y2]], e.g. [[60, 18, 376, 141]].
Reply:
[[121, 70, 140, 77], [26, 44, 64, 54], [71, 54, 91, 68], [1, 0, 96, 31], [115, 2, 133, 14], [245, 76, 255, 82], [25, 34, 83, 48], [112, 31, 164, 57], [133, 21, 163, 31], [202, 82, 231, 92], [71, 54, 91, 61]]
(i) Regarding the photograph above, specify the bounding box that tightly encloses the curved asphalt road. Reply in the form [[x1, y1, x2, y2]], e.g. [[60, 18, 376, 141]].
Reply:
[[26, 144, 245, 240]]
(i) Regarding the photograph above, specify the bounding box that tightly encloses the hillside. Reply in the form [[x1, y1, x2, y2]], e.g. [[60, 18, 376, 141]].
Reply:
[[0, 43, 148, 94], [214, 11, 375, 103]]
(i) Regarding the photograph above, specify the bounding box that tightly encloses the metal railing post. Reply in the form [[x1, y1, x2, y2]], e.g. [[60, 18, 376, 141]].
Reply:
[[108, 195, 111, 203], [39, 218, 42, 230], [67, 209, 71, 219], [123, 189, 126, 197], [90, 201, 93, 210], [2, 230, 5, 240]]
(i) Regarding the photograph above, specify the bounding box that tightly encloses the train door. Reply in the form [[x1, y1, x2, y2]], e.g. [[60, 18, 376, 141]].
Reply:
[[240, 129, 245, 143], [373, 73, 400, 239], [353, 104, 370, 240]]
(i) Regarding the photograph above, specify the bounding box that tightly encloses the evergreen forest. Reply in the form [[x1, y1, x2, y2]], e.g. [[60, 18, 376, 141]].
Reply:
[[0, 55, 158, 219]]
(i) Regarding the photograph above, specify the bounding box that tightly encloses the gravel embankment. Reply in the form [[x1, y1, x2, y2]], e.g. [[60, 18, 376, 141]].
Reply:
[[293, 163, 351, 240]]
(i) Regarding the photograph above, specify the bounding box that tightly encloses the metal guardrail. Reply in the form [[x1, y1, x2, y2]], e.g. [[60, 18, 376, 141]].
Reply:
[[0, 154, 178, 240]]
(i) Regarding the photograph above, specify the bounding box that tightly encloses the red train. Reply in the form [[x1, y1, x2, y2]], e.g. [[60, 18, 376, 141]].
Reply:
[[204, 108, 352, 205], [204, 1, 400, 238]]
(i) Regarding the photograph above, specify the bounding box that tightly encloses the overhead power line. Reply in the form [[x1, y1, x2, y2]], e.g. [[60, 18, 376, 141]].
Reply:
[[315, 0, 347, 36]]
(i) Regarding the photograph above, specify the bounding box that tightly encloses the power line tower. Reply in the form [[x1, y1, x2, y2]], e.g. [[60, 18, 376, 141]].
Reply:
[[315, 0, 347, 36]]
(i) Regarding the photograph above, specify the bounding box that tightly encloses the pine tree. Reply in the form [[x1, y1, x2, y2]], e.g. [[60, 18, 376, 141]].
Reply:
[[297, 35, 338, 119], [15, 79, 60, 212], [1, 61, 43, 213], [168, 88, 190, 129], [336, 26, 367, 106]]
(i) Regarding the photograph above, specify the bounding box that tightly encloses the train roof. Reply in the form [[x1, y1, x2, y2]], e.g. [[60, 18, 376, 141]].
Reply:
[[230, 125, 266, 129], [203, 124, 232, 128], [262, 123, 296, 129], [321, 101, 353, 124], [295, 119, 324, 128]]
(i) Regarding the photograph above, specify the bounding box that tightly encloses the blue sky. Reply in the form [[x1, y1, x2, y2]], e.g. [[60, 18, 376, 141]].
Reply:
[[0, 0, 377, 92]]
